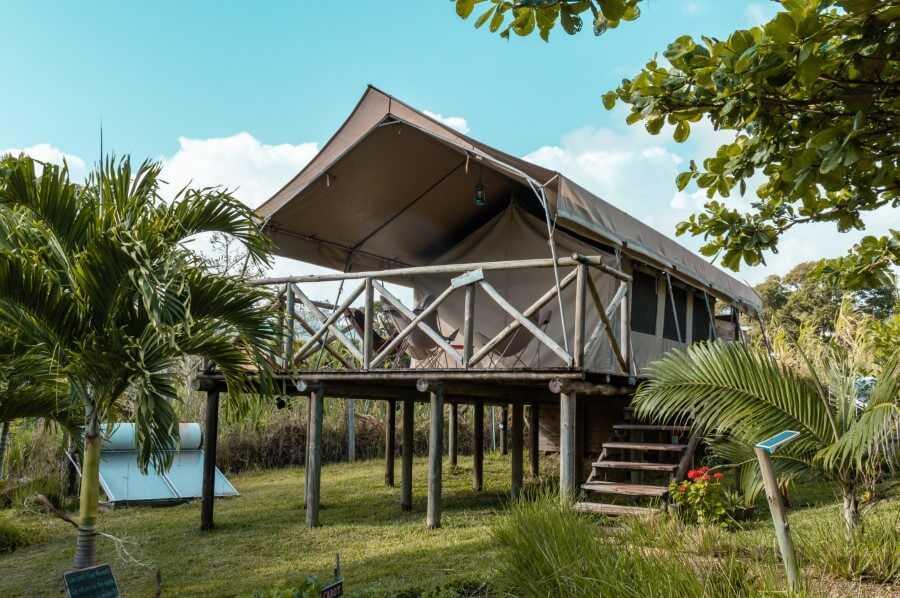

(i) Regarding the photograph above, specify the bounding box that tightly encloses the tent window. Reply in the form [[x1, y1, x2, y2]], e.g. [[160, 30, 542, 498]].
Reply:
[[692, 293, 714, 342], [663, 285, 687, 341], [630, 270, 657, 335]]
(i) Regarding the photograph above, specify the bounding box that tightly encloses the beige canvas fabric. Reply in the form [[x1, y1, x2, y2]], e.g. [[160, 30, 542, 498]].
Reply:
[[257, 85, 761, 315]]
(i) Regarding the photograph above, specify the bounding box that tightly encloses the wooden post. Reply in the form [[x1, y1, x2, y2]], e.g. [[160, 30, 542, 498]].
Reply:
[[306, 387, 324, 527], [463, 285, 475, 368], [529, 404, 540, 479], [559, 392, 577, 502], [574, 263, 587, 368], [511, 402, 524, 499], [284, 284, 295, 367], [473, 400, 484, 492], [201, 390, 220, 531], [449, 403, 458, 468], [385, 400, 396, 486], [363, 277, 374, 369], [755, 446, 800, 591], [427, 387, 444, 529], [500, 405, 508, 456], [346, 399, 356, 462], [401, 398, 414, 511], [620, 281, 632, 375]]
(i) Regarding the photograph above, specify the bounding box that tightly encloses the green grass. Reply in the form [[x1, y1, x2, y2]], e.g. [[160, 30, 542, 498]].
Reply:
[[0, 454, 517, 597], [0, 455, 897, 597]]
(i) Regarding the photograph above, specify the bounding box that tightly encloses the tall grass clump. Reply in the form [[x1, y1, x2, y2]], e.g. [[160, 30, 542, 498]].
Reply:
[[491, 492, 773, 597], [799, 510, 900, 584]]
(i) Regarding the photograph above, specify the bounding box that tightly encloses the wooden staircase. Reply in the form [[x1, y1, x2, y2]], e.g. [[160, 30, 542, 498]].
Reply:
[[574, 423, 698, 517]]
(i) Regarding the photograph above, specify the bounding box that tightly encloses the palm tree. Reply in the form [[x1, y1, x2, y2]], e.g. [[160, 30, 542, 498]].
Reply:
[[633, 338, 899, 534], [0, 155, 278, 568]]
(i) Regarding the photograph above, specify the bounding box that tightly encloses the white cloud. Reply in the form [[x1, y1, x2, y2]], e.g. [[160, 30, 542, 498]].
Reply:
[[683, 1, 705, 15], [423, 110, 471, 134], [745, 3, 776, 26], [1, 143, 88, 181], [160, 132, 318, 208]]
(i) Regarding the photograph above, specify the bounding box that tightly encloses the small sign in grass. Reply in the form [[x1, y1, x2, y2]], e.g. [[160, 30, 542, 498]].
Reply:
[[64, 564, 119, 598], [755, 430, 800, 454]]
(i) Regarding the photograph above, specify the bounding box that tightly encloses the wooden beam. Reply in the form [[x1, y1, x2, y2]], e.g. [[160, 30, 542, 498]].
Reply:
[[346, 399, 356, 462], [293, 286, 363, 362], [530, 404, 540, 479], [292, 315, 353, 369], [363, 277, 374, 369], [473, 401, 484, 492], [200, 390, 220, 531], [469, 270, 577, 367], [620, 281, 632, 376], [511, 402, 524, 499], [295, 281, 365, 361], [255, 254, 630, 285], [427, 386, 444, 529], [586, 275, 628, 373], [500, 405, 508, 455], [574, 263, 587, 368], [548, 379, 632, 396], [385, 400, 396, 487], [478, 279, 573, 366], [284, 285, 295, 367], [306, 387, 324, 527], [462, 285, 475, 367], [559, 391, 577, 502], [449, 403, 458, 468], [401, 398, 414, 511], [371, 281, 462, 367]]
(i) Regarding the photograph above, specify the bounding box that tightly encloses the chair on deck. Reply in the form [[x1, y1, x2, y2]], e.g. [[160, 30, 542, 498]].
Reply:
[[384, 295, 458, 368], [477, 309, 552, 368]]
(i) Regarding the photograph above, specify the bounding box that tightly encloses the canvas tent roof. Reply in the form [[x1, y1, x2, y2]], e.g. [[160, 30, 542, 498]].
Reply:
[[257, 86, 761, 314]]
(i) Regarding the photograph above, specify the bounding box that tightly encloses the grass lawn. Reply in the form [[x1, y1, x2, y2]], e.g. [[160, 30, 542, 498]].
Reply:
[[0, 453, 897, 597], [0, 454, 517, 597]]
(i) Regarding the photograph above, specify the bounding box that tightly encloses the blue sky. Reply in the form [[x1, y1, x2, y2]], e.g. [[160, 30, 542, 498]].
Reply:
[[4, 1, 893, 284]]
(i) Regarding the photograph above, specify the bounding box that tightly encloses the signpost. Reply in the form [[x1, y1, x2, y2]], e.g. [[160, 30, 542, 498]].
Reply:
[[64, 564, 120, 598], [754, 431, 801, 592], [320, 553, 343, 598]]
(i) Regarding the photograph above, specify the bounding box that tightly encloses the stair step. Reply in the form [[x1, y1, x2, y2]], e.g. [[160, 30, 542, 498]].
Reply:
[[581, 482, 669, 497], [602, 442, 687, 452], [592, 460, 679, 472], [613, 424, 690, 433], [573, 502, 659, 517]]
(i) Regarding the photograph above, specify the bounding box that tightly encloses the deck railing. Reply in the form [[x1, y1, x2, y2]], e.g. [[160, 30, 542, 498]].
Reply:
[[254, 254, 633, 375]]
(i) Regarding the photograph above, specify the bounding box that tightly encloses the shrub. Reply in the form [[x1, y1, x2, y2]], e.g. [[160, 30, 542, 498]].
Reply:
[[669, 467, 735, 529], [492, 492, 770, 597], [0, 516, 31, 554], [799, 510, 900, 584]]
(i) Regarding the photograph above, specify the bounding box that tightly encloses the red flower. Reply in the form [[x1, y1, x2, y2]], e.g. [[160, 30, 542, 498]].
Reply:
[[713, 472, 724, 481], [687, 466, 710, 480]]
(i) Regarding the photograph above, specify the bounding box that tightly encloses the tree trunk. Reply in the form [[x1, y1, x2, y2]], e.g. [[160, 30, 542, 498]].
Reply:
[[74, 409, 101, 569], [0, 422, 10, 480], [841, 485, 861, 536]]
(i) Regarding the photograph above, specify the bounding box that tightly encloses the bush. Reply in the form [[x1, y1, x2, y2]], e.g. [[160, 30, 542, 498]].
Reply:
[[0, 516, 31, 554], [492, 492, 771, 597], [669, 467, 736, 529], [799, 510, 900, 584]]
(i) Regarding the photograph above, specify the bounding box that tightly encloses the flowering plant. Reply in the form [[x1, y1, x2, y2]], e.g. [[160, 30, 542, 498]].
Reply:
[[668, 466, 733, 528]]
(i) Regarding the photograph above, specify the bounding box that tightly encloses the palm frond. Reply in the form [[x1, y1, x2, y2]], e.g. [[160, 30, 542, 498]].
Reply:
[[633, 341, 833, 456]]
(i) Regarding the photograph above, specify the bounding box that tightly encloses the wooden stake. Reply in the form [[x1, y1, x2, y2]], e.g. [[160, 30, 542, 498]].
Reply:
[[200, 390, 220, 531], [385, 400, 396, 486], [306, 387, 324, 527], [449, 403, 458, 468], [559, 392, 577, 502], [473, 401, 484, 492], [401, 398, 413, 511], [511, 402, 524, 499], [754, 446, 800, 591], [530, 404, 540, 479], [427, 387, 444, 529]]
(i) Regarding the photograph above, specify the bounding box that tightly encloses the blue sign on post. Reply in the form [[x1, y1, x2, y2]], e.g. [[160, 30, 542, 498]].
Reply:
[[64, 564, 119, 598], [755, 430, 800, 454]]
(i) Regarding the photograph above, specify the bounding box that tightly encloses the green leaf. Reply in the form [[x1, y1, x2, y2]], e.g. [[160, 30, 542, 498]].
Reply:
[[456, 0, 476, 19], [676, 171, 693, 191], [645, 116, 664, 135], [674, 120, 691, 143], [602, 91, 617, 110], [765, 12, 796, 43], [798, 54, 824, 86], [490, 6, 505, 32], [474, 6, 496, 29], [734, 46, 757, 74]]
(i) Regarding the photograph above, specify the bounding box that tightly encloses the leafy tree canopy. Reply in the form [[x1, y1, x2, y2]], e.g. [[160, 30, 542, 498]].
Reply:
[[456, 0, 900, 289]]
